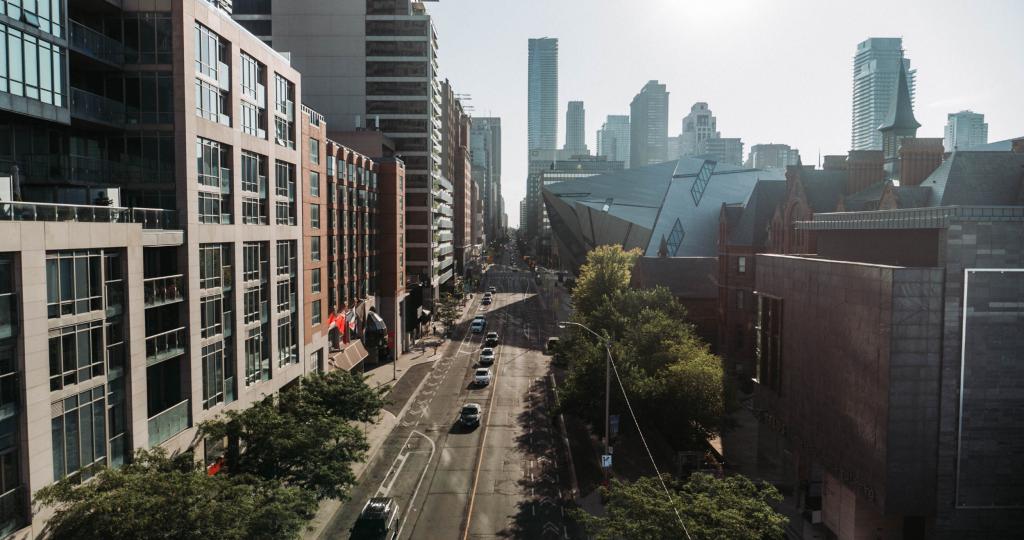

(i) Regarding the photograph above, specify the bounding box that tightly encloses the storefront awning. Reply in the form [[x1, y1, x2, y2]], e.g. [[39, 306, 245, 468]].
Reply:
[[367, 311, 387, 333], [331, 340, 369, 372], [418, 308, 431, 322]]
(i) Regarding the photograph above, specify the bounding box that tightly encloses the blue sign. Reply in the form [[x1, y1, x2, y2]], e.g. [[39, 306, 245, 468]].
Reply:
[[601, 454, 613, 469]]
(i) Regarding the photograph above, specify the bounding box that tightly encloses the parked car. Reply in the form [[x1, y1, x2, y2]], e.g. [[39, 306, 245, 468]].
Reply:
[[479, 347, 495, 365], [473, 368, 492, 386], [485, 332, 499, 347], [470, 319, 486, 333], [459, 403, 482, 427], [350, 497, 400, 540]]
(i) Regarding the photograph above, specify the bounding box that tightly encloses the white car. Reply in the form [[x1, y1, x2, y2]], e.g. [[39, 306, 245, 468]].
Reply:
[[470, 319, 485, 333], [479, 347, 495, 365], [473, 368, 492, 386]]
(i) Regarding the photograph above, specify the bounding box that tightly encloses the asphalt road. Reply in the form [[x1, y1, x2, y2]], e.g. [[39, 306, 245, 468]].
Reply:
[[321, 257, 573, 539]]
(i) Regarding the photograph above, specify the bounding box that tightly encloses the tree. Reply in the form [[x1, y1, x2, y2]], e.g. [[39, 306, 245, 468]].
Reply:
[[570, 245, 641, 324], [200, 370, 385, 501], [572, 474, 786, 540], [35, 448, 315, 540], [436, 292, 461, 331]]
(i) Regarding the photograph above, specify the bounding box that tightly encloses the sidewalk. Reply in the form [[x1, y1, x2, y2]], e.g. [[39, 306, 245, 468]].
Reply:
[[302, 301, 473, 539]]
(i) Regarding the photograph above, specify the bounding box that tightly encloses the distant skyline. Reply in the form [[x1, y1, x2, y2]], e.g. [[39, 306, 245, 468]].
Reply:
[[428, 0, 1024, 228]]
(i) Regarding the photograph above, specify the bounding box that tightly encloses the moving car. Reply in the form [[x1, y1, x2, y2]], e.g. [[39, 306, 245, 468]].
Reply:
[[350, 497, 400, 540], [488, 286, 497, 293], [479, 347, 496, 365], [545, 337, 560, 355], [473, 368, 492, 386], [459, 403, 482, 427], [482, 297, 492, 306], [485, 332, 499, 347], [470, 318, 486, 333]]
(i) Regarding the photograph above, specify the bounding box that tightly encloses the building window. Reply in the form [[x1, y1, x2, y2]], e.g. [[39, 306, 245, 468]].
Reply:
[[309, 138, 320, 164], [202, 341, 234, 409], [48, 321, 104, 391], [276, 316, 296, 367], [51, 386, 107, 481], [273, 73, 295, 148], [755, 295, 783, 394], [241, 101, 265, 137], [310, 171, 320, 197], [311, 300, 322, 326], [194, 78, 229, 124], [242, 242, 266, 283], [276, 279, 293, 314], [244, 328, 269, 385], [736, 290, 745, 310], [200, 296, 223, 339], [196, 138, 229, 189], [276, 241, 296, 276], [0, 24, 66, 106], [194, 23, 224, 79], [275, 160, 296, 225], [311, 236, 321, 262], [45, 251, 107, 318], [199, 244, 231, 290], [199, 192, 231, 224], [239, 51, 266, 137], [310, 204, 320, 229], [242, 197, 266, 225], [738, 256, 747, 274], [311, 269, 321, 294]]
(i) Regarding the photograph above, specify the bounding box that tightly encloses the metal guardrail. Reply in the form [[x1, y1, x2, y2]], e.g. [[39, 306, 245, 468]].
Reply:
[[69, 20, 125, 65], [145, 327, 186, 365], [143, 274, 184, 307], [148, 399, 190, 446], [71, 87, 126, 125], [0, 201, 178, 229]]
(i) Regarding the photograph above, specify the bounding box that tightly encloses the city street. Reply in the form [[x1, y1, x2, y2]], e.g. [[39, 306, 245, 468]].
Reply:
[[321, 257, 575, 539]]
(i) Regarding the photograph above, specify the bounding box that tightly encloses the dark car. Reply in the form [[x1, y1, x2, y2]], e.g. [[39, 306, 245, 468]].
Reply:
[[350, 497, 400, 539], [460, 403, 482, 427], [485, 332, 499, 347], [482, 296, 492, 305]]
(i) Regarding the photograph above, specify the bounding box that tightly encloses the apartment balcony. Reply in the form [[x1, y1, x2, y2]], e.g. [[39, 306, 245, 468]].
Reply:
[[435, 189, 453, 205], [6, 154, 172, 186], [0, 201, 179, 230], [145, 327, 187, 365], [148, 398, 190, 446], [69, 20, 125, 66], [143, 274, 184, 308], [434, 176, 453, 193], [70, 87, 126, 126]]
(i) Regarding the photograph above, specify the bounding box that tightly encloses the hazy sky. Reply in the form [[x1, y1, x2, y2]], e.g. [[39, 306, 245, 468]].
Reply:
[[427, 0, 1024, 228]]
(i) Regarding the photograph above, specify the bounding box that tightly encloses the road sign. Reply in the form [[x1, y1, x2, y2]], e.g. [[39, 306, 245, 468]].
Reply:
[[601, 454, 613, 469]]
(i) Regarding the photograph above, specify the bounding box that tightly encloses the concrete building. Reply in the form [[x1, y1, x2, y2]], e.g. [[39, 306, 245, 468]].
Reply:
[[440, 80, 475, 278], [943, 110, 988, 152], [470, 117, 502, 241], [704, 137, 744, 167], [564, 101, 588, 156], [680, 102, 719, 157], [745, 144, 801, 169], [852, 37, 916, 151], [233, 0, 451, 304], [0, 0, 310, 535], [527, 38, 558, 152], [597, 115, 630, 168], [753, 147, 1024, 540], [629, 80, 669, 168]]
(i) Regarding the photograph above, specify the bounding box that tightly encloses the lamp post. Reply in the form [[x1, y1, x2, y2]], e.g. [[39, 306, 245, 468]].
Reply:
[[558, 321, 613, 470]]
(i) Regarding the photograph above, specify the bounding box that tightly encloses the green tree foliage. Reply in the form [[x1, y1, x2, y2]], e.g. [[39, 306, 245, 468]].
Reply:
[[558, 246, 725, 449], [200, 370, 385, 501], [573, 474, 786, 540], [34, 448, 315, 540], [437, 292, 461, 330]]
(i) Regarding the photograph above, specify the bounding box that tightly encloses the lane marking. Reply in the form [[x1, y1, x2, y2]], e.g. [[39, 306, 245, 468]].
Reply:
[[395, 430, 435, 540]]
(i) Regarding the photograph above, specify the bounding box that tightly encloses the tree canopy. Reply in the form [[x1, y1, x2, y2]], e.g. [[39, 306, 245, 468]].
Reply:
[[34, 448, 315, 540], [573, 474, 787, 540]]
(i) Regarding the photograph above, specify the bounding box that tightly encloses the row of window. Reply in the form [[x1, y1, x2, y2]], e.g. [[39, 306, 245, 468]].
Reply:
[[196, 138, 295, 226], [0, 23, 64, 106]]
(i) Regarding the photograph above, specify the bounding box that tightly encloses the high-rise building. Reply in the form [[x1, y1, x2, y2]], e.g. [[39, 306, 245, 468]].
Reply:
[[0, 1, 332, 534], [440, 80, 475, 277], [630, 81, 669, 168], [944, 110, 988, 151], [596, 115, 631, 167], [564, 101, 588, 155], [519, 198, 528, 231], [528, 38, 558, 152], [233, 0, 451, 304], [680, 102, 720, 157], [704, 138, 745, 167], [746, 144, 801, 169], [852, 37, 916, 151], [470, 117, 503, 240]]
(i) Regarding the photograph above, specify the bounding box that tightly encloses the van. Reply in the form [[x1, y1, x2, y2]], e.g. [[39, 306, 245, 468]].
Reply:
[[545, 337, 560, 354]]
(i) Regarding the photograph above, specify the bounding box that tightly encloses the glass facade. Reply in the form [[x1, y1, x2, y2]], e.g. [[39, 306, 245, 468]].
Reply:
[[0, 23, 64, 106]]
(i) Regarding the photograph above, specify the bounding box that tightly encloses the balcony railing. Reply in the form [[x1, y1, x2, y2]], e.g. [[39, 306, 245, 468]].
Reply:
[[3, 155, 173, 185], [145, 327, 186, 365], [144, 275, 184, 307], [148, 399, 190, 446], [69, 20, 124, 65], [70, 87, 126, 125], [0, 201, 178, 229]]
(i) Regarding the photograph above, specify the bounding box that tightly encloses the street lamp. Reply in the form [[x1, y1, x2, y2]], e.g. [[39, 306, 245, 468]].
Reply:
[[558, 321, 613, 469]]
